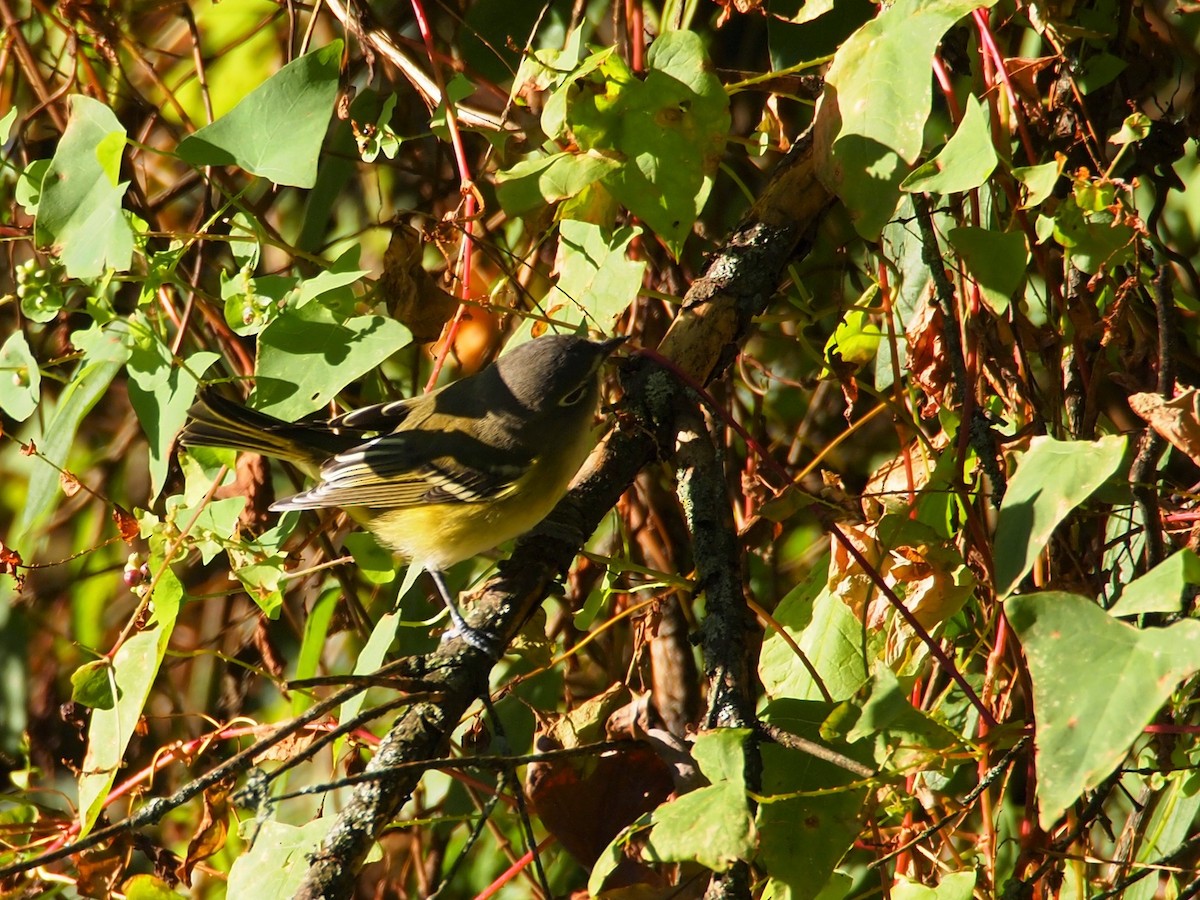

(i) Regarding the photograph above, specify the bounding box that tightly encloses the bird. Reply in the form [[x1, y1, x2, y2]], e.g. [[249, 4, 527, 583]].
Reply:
[[179, 333, 626, 656]]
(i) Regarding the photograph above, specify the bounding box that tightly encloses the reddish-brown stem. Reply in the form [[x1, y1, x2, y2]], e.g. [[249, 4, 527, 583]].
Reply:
[[409, 0, 479, 390]]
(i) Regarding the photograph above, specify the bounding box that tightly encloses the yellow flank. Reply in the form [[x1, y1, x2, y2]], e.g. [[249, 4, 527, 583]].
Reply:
[[369, 417, 601, 570]]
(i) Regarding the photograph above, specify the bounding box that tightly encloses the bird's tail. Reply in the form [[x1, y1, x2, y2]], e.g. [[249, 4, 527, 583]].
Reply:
[[179, 387, 349, 470]]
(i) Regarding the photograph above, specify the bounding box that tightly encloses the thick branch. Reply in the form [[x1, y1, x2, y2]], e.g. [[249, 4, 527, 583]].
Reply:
[[674, 401, 760, 900]]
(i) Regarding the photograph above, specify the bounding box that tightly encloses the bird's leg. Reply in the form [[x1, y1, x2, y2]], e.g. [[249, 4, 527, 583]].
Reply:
[[430, 570, 502, 660]]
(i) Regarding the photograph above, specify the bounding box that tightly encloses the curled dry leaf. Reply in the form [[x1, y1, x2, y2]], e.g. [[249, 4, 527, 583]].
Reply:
[[1128, 389, 1200, 466], [906, 297, 956, 418], [178, 777, 234, 883], [60, 469, 82, 497], [112, 504, 139, 543], [861, 435, 948, 519], [380, 223, 459, 344], [830, 520, 975, 633]]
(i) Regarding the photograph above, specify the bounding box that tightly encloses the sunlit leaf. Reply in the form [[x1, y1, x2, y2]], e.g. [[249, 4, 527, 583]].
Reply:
[[0, 331, 41, 421], [1108, 550, 1200, 617], [251, 304, 412, 419], [177, 42, 342, 188], [994, 435, 1127, 599], [77, 566, 182, 835], [825, 0, 998, 164], [1007, 592, 1200, 827], [901, 96, 998, 194], [36, 95, 132, 278]]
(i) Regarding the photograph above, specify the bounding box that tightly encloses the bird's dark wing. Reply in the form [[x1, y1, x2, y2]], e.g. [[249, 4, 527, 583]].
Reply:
[[270, 426, 532, 511]]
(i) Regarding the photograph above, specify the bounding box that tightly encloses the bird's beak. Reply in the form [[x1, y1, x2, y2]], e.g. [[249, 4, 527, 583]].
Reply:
[[597, 335, 628, 357]]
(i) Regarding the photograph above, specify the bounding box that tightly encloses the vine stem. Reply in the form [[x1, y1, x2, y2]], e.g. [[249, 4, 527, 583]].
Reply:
[[408, 0, 479, 391]]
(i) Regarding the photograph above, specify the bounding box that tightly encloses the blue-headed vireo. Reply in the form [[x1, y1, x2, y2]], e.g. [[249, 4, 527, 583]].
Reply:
[[179, 333, 626, 654]]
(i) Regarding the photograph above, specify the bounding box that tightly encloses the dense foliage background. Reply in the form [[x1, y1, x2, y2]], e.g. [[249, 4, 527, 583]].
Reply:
[[5, 0, 1200, 897]]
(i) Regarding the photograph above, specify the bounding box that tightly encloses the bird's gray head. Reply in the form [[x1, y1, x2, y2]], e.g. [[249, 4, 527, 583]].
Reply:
[[491, 334, 625, 413]]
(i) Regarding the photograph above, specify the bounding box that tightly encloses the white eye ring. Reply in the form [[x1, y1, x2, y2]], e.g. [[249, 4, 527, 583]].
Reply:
[[559, 383, 589, 406]]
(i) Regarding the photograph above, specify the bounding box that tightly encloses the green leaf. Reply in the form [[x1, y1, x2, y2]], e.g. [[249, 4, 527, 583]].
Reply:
[[644, 782, 755, 871], [227, 818, 334, 899], [1051, 199, 1134, 275], [900, 96, 998, 194], [344, 532, 397, 585], [222, 270, 296, 337], [554, 221, 644, 329], [824, 299, 882, 369], [293, 588, 338, 714], [0, 331, 42, 421], [128, 339, 220, 500], [759, 561, 883, 702], [757, 702, 872, 899], [824, 135, 908, 240], [1108, 549, 1200, 617], [15, 158, 52, 217], [1078, 51, 1126, 94], [231, 555, 287, 617], [335, 563, 424, 728], [122, 874, 186, 900], [36, 95, 133, 278], [567, 31, 729, 258], [893, 871, 976, 900], [845, 667, 959, 770], [251, 304, 412, 419], [164, 457, 247, 564], [495, 152, 622, 215], [0, 106, 15, 143], [994, 435, 1127, 598], [70, 659, 115, 710], [1123, 768, 1200, 900], [1006, 592, 1200, 827], [16, 325, 131, 543], [77, 566, 181, 835], [1012, 159, 1063, 209], [293, 247, 368, 308], [947, 227, 1029, 315], [825, 0, 999, 164], [1110, 111, 1152, 146], [693, 728, 752, 783], [0, 598, 28, 758], [177, 41, 342, 188]]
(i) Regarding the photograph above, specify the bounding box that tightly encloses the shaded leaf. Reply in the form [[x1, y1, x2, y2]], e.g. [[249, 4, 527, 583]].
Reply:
[[70, 659, 115, 710], [948, 226, 1029, 314], [757, 702, 872, 899]]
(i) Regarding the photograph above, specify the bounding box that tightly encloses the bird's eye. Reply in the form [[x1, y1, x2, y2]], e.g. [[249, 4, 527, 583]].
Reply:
[[559, 383, 589, 406]]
